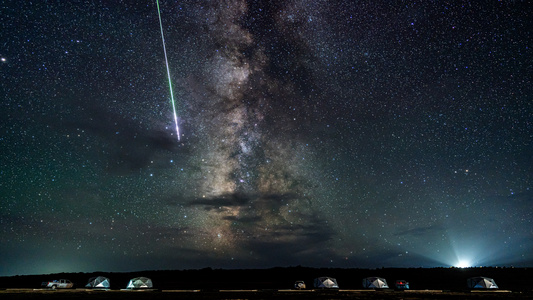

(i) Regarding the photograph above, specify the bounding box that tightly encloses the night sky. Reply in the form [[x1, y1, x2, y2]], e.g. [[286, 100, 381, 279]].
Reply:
[[1, 1, 532, 276]]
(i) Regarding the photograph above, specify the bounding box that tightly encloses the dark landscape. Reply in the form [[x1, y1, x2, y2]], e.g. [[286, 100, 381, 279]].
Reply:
[[1, 267, 532, 299]]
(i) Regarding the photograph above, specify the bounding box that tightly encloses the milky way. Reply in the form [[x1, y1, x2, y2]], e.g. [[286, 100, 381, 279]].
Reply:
[[0, 1, 531, 275], [178, 0, 329, 263]]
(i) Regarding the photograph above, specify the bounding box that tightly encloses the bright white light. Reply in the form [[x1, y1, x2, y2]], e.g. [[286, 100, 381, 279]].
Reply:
[[456, 260, 471, 268]]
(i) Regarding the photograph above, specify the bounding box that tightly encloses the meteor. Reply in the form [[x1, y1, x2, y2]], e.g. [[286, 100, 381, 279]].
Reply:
[[156, 0, 180, 141]]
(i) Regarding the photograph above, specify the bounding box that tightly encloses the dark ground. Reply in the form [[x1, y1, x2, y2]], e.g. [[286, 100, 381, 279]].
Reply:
[[1, 267, 532, 299], [0, 289, 531, 300]]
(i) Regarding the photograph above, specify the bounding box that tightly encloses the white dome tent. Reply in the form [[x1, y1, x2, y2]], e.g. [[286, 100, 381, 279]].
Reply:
[[313, 276, 339, 289], [362, 277, 389, 289], [126, 277, 153, 289], [85, 276, 110, 289], [467, 277, 498, 289]]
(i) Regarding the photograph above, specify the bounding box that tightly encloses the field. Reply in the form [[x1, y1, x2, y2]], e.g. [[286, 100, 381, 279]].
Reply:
[[0, 289, 530, 300]]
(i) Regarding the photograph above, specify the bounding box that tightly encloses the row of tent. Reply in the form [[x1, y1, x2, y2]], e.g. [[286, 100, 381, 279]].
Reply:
[[313, 276, 498, 289], [313, 276, 393, 289], [84, 275, 498, 290], [85, 276, 152, 289]]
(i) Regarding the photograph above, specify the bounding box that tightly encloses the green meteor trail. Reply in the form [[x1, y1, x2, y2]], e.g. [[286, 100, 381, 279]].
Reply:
[[156, 0, 180, 141]]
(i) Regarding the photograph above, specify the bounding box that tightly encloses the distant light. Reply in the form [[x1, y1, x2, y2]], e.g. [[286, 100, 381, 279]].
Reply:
[[456, 260, 471, 268]]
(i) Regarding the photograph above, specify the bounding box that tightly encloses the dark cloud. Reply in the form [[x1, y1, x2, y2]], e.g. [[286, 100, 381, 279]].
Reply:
[[51, 101, 187, 174], [187, 192, 302, 210], [187, 193, 252, 209], [394, 225, 445, 237], [508, 190, 533, 202], [241, 215, 336, 265], [222, 215, 262, 223]]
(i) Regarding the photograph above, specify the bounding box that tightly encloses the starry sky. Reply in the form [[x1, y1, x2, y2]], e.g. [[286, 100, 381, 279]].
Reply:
[[1, 1, 532, 276]]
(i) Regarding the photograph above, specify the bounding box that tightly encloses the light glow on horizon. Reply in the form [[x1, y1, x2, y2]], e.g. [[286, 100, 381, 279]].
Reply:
[[455, 260, 471, 268]]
